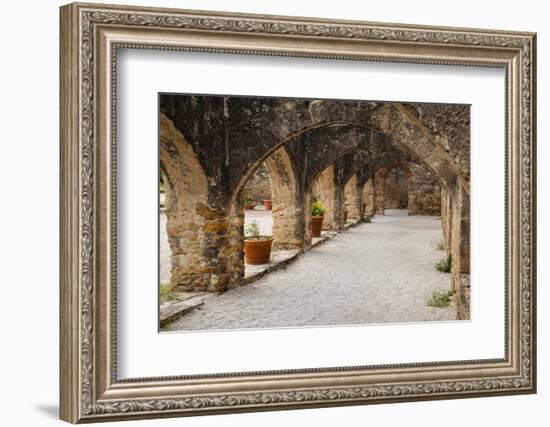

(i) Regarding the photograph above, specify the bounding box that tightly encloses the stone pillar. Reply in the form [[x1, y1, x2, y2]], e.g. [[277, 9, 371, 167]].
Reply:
[[303, 191, 313, 250], [265, 148, 304, 250], [166, 198, 244, 293], [362, 177, 375, 217], [161, 112, 242, 293], [450, 183, 470, 320], [344, 175, 361, 220], [407, 163, 442, 216], [440, 187, 452, 251], [316, 165, 344, 230], [373, 169, 386, 215]]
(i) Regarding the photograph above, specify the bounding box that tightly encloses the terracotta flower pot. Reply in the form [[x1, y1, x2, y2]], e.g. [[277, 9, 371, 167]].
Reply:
[[244, 237, 273, 264], [311, 216, 324, 237], [263, 199, 272, 210], [343, 209, 348, 223], [244, 203, 256, 210]]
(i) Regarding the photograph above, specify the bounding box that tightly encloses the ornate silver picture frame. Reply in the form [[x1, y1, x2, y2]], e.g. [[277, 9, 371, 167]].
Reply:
[[60, 2, 536, 423]]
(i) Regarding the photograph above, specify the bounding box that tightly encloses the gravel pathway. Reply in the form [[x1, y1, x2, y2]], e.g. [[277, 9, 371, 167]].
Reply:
[[164, 209, 457, 331]]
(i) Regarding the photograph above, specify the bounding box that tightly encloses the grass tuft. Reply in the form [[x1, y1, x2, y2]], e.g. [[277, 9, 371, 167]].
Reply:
[[435, 255, 452, 273], [427, 290, 454, 308], [160, 283, 175, 302]]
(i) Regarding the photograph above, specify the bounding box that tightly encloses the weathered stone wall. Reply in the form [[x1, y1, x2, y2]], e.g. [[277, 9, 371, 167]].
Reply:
[[408, 163, 441, 216], [265, 147, 304, 249], [441, 187, 452, 250], [344, 175, 361, 219], [373, 169, 386, 215], [160, 114, 240, 292], [242, 163, 272, 203], [384, 167, 408, 209], [370, 162, 441, 216], [315, 165, 338, 230], [160, 95, 470, 201], [362, 178, 375, 216], [159, 94, 469, 316], [450, 183, 470, 319]]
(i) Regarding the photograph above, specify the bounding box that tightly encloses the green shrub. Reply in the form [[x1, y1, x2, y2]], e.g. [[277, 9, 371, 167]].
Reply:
[[311, 200, 326, 217], [435, 255, 452, 273], [362, 216, 372, 223], [160, 284, 175, 302], [427, 290, 454, 308]]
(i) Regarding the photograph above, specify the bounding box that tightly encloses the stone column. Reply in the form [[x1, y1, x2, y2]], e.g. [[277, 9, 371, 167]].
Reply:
[[166, 197, 244, 293], [440, 187, 452, 252], [344, 175, 361, 220], [303, 191, 313, 250], [161, 112, 242, 293], [450, 183, 470, 320], [407, 163, 441, 216], [373, 169, 386, 215], [362, 177, 375, 217], [316, 165, 344, 230], [265, 148, 304, 250]]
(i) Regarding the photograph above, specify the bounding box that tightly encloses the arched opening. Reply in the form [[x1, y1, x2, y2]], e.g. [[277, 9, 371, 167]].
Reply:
[[235, 145, 303, 279], [407, 162, 442, 216], [159, 113, 219, 292], [371, 161, 442, 217], [241, 160, 273, 241], [158, 93, 471, 322], [383, 165, 409, 215]]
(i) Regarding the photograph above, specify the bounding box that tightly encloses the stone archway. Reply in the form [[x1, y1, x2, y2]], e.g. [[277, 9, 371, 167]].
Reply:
[[370, 160, 441, 216], [159, 94, 471, 319], [160, 113, 231, 292], [384, 166, 409, 210]]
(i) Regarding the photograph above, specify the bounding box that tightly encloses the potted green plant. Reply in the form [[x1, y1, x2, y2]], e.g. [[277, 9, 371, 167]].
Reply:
[[263, 199, 272, 210], [311, 199, 326, 237], [243, 220, 273, 264], [243, 195, 256, 210]]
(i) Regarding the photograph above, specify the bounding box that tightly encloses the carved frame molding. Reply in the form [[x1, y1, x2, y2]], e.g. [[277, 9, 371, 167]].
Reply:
[[60, 2, 536, 423]]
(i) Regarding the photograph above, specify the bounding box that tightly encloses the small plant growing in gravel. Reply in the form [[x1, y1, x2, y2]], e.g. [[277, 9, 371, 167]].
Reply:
[[435, 254, 452, 273], [427, 289, 454, 308], [362, 215, 372, 223], [435, 240, 446, 251], [160, 283, 175, 302], [311, 199, 326, 217], [245, 220, 271, 240]]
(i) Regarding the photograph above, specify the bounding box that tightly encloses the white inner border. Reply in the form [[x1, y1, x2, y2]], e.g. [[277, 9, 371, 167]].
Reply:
[[116, 49, 505, 378]]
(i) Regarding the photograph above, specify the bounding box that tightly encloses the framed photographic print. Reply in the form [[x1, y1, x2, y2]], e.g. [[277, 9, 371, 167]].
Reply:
[[59, 2, 537, 423]]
